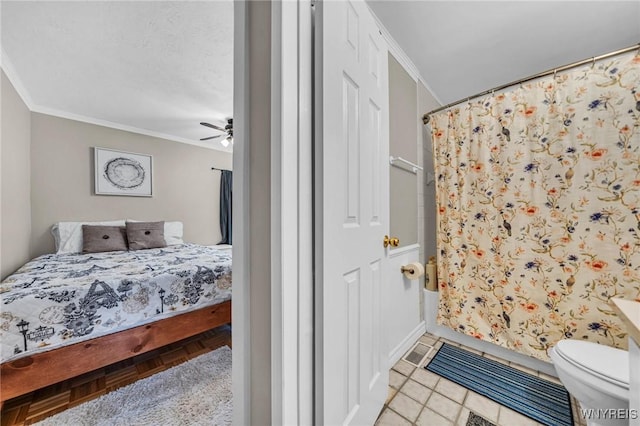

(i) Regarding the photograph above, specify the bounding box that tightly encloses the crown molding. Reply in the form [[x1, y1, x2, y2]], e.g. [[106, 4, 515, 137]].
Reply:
[[1, 49, 231, 153], [367, 5, 443, 106], [31, 105, 232, 152], [1, 48, 35, 110]]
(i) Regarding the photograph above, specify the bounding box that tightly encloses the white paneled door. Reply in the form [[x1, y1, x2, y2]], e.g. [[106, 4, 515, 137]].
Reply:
[[317, 1, 390, 425]]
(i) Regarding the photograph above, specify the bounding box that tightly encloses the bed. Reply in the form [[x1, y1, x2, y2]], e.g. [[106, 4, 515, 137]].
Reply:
[[0, 230, 232, 404]]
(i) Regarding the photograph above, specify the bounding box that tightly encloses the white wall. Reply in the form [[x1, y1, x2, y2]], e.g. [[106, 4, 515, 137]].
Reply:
[[384, 52, 427, 364], [29, 113, 232, 257], [1, 70, 31, 279], [386, 246, 425, 365], [418, 81, 440, 321], [389, 53, 418, 247]]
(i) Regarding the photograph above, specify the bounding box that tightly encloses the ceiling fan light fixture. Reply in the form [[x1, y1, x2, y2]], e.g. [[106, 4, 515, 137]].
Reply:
[[200, 118, 233, 147]]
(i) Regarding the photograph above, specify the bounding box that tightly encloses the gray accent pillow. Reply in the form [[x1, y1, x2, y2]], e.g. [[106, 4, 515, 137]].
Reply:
[[126, 221, 167, 250], [82, 225, 128, 253]]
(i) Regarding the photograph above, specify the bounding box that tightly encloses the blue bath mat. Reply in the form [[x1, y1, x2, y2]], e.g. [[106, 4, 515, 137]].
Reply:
[[426, 343, 573, 426]]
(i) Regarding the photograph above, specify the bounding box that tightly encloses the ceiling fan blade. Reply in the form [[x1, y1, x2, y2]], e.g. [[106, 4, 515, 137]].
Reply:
[[200, 135, 224, 141], [200, 122, 225, 132]]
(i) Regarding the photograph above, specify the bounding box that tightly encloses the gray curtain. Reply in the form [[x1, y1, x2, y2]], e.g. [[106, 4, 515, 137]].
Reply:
[[219, 170, 232, 245]]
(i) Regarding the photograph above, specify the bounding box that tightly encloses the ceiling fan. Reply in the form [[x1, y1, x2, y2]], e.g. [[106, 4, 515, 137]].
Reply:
[[200, 118, 233, 147]]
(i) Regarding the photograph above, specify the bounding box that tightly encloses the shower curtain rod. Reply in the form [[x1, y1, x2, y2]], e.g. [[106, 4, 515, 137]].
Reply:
[[422, 43, 640, 125]]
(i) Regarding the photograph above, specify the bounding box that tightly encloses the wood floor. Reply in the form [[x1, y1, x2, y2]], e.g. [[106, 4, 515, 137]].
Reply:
[[1, 325, 232, 426]]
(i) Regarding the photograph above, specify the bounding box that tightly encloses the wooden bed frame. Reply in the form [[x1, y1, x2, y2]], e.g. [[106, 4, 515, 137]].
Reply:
[[0, 300, 231, 405]]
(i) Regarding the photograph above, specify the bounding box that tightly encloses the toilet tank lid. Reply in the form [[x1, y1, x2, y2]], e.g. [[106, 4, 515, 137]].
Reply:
[[554, 340, 629, 387]]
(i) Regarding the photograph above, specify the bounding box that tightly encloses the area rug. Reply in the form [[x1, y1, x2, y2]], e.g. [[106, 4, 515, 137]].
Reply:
[[35, 346, 232, 426], [426, 343, 572, 426]]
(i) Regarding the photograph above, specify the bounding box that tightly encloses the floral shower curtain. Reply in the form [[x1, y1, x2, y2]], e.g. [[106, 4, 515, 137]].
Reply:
[[431, 51, 640, 361]]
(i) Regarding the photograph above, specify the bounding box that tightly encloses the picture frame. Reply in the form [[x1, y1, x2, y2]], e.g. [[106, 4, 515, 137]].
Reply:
[[94, 147, 153, 197]]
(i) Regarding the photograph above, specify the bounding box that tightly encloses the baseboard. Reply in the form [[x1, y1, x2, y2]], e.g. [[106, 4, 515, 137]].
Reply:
[[388, 321, 426, 367]]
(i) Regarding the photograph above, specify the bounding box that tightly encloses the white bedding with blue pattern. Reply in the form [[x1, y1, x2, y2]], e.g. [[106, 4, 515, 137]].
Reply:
[[0, 244, 231, 362]]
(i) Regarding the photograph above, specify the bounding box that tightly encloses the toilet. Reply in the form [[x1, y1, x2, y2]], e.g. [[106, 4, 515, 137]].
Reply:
[[549, 339, 630, 426]]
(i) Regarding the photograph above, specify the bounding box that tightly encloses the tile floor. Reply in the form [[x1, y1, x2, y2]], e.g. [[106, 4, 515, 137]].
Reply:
[[376, 332, 588, 426]]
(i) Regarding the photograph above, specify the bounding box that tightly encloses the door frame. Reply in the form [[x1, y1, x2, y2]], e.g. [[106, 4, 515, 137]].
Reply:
[[270, 1, 315, 424], [231, 2, 251, 424], [232, 1, 314, 424]]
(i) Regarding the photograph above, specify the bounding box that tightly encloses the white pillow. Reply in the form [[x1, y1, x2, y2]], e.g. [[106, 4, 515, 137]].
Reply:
[[52, 220, 126, 254], [126, 220, 184, 246], [163, 221, 184, 245]]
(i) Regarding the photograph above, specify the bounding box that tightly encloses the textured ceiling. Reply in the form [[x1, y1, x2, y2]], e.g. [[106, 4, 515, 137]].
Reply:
[[368, 1, 640, 106], [1, 1, 234, 151], [2, 1, 638, 151]]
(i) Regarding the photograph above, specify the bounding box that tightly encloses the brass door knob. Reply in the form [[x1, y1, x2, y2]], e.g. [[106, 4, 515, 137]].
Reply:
[[383, 235, 400, 248]]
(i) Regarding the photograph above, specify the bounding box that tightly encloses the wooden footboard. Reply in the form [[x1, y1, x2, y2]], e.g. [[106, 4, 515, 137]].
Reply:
[[0, 300, 231, 403]]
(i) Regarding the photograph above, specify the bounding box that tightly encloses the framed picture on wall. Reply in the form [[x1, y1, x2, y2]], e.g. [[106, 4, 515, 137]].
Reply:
[[94, 147, 153, 197]]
